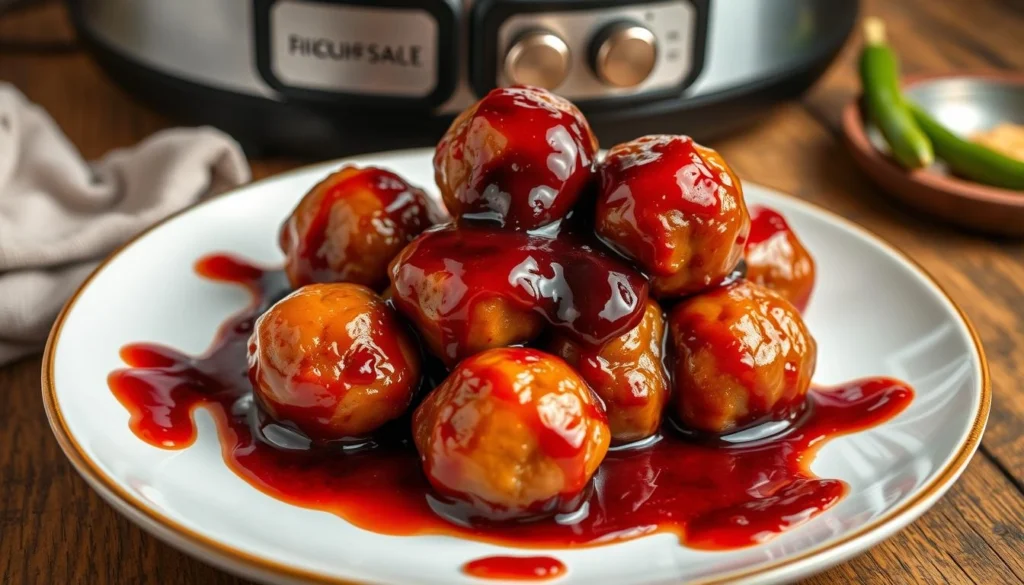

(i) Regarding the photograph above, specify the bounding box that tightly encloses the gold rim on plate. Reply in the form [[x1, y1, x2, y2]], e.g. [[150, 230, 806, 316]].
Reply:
[[40, 155, 991, 585]]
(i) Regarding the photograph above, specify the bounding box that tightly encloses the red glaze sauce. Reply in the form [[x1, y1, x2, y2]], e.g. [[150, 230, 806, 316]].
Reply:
[[746, 205, 792, 248], [389, 223, 648, 362], [463, 556, 566, 581], [434, 86, 598, 230], [108, 253, 913, 551]]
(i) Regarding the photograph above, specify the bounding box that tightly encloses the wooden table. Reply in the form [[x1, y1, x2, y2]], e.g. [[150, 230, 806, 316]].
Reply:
[[2, 1, 1022, 583]]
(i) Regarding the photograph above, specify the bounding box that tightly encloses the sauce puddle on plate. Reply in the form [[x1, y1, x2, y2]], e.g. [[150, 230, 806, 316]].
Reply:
[[108, 253, 914, 550], [462, 556, 566, 581]]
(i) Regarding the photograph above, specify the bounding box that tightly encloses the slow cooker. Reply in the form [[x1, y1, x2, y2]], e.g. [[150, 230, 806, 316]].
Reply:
[[68, 0, 858, 158]]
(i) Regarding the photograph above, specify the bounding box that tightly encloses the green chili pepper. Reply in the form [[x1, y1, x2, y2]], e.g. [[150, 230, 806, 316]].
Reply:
[[859, 18, 934, 169], [908, 104, 1024, 190]]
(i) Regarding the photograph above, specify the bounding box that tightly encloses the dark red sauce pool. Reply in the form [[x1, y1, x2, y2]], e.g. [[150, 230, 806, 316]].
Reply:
[[108, 253, 913, 552], [462, 556, 566, 581]]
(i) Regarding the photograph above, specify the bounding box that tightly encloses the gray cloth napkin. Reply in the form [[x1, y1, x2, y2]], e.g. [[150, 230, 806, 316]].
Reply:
[[0, 84, 250, 365]]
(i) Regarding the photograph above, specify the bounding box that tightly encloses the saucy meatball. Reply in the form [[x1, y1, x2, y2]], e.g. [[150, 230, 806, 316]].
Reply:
[[667, 281, 816, 435], [434, 85, 599, 230], [248, 283, 421, 442], [388, 224, 649, 366], [280, 166, 437, 290], [549, 299, 669, 443], [596, 135, 750, 298], [388, 226, 544, 366], [402, 279, 544, 369], [413, 348, 610, 521], [744, 206, 815, 312]]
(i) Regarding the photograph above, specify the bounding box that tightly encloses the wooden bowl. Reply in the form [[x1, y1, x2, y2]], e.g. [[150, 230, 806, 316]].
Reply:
[[842, 72, 1024, 237]]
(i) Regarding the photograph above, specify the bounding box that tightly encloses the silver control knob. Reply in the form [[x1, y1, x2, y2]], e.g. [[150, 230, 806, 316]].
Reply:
[[504, 31, 571, 89], [591, 22, 658, 88]]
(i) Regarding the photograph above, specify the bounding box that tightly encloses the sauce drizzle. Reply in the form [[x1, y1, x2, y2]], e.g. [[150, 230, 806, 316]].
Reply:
[[463, 556, 566, 581]]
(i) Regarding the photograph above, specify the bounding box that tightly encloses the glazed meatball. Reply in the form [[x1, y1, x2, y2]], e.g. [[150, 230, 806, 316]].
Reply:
[[667, 281, 816, 435], [744, 206, 816, 312], [248, 283, 421, 442], [399, 280, 544, 369], [549, 299, 669, 443], [280, 166, 438, 290], [413, 348, 610, 520], [434, 85, 599, 230], [388, 226, 545, 365], [596, 135, 750, 298], [388, 224, 649, 366]]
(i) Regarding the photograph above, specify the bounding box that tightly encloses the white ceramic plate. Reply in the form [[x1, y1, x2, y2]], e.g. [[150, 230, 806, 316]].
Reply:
[[43, 149, 989, 585]]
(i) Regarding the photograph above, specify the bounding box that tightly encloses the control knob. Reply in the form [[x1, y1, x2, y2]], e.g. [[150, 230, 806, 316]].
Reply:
[[590, 22, 658, 88], [504, 31, 571, 89]]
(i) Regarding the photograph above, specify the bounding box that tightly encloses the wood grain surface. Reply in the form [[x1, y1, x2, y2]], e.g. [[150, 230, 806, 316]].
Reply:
[[2, 1, 1022, 583]]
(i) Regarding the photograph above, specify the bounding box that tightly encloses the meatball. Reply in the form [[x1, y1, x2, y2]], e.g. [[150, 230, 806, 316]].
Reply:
[[248, 283, 421, 442], [398, 275, 545, 368], [548, 299, 669, 443], [413, 348, 610, 521], [387, 226, 545, 365], [745, 206, 816, 312], [388, 224, 648, 366], [434, 85, 599, 230], [667, 281, 816, 435], [596, 135, 750, 298], [280, 166, 437, 290]]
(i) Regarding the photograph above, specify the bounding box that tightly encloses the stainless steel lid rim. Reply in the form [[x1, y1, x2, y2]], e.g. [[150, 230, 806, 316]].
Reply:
[[68, 0, 858, 156], [71, 11, 839, 162], [71, 0, 857, 113]]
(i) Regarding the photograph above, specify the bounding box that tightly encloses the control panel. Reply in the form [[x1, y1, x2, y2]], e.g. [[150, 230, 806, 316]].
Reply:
[[475, 0, 706, 103], [254, 0, 705, 108]]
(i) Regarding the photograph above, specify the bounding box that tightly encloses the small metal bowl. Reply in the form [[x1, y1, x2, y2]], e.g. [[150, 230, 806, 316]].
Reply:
[[843, 72, 1024, 236]]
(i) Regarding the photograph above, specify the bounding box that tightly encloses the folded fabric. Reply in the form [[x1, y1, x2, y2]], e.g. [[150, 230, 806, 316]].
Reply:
[[0, 83, 251, 365]]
